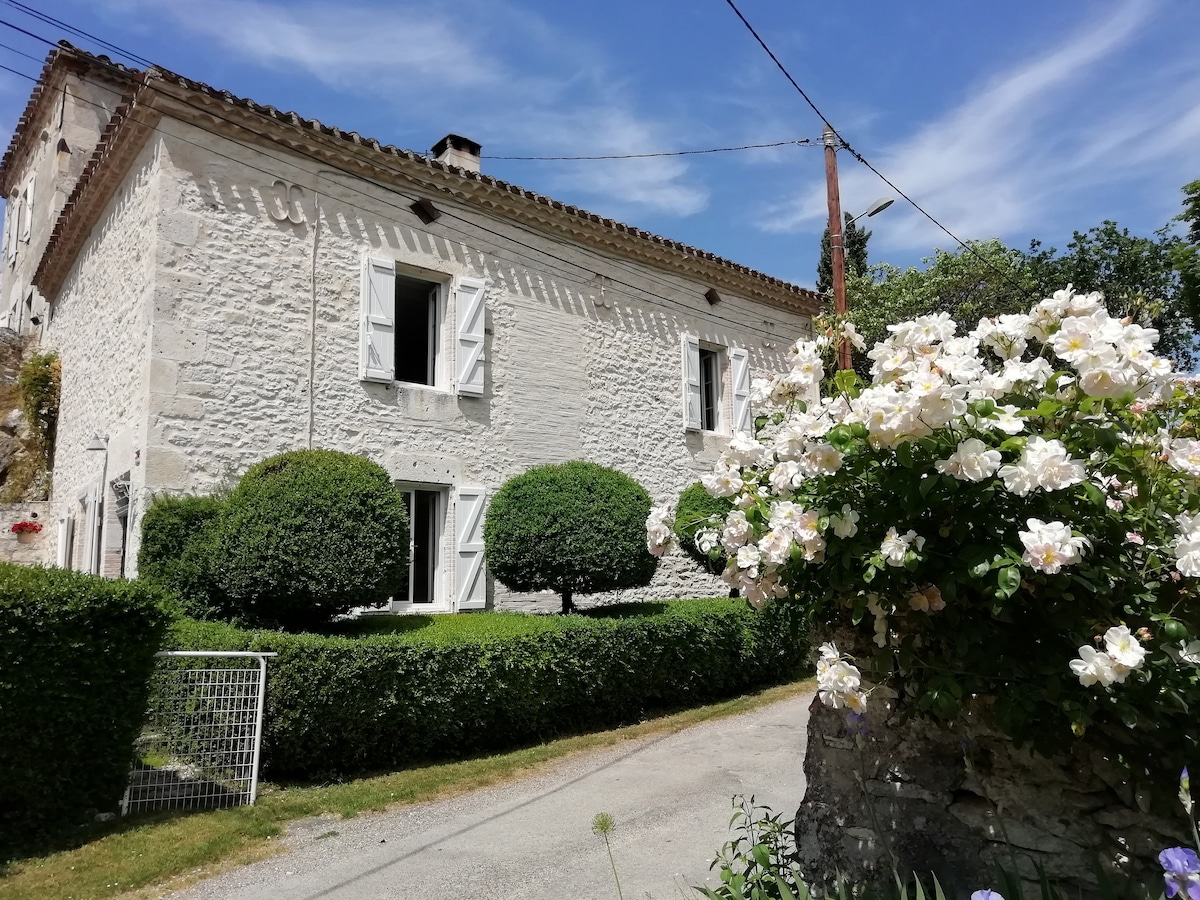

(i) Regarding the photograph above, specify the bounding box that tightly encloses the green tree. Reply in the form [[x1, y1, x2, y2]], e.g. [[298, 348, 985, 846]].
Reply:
[[483, 461, 657, 614], [844, 239, 1037, 374], [845, 223, 1196, 375], [1028, 220, 1192, 366], [1173, 179, 1200, 331], [817, 213, 871, 295]]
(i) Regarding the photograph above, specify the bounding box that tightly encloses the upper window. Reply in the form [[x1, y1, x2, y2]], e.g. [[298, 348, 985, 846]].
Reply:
[[698, 347, 720, 432], [360, 256, 486, 396], [394, 273, 441, 386], [682, 334, 752, 435]]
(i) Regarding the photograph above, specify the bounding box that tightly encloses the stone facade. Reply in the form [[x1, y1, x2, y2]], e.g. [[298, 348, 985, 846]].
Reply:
[[0, 500, 54, 566], [1, 45, 820, 611], [797, 698, 1187, 897]]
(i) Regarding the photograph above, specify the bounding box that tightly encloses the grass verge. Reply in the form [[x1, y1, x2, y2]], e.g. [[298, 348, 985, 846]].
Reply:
[[0, 677, 814, 900]]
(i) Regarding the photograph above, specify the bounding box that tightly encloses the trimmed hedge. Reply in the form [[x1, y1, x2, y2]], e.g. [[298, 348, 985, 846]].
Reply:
[[0, 564, 170, 855], [167, 600, 803, 780], [137, 493, 224, 618], [484, 461, 657, 613]]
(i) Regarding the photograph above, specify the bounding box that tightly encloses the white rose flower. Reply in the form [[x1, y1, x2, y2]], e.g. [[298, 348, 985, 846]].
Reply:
[[1070, 646, 1118, 687], [1103, 625, 1146, 670], [935, 438, 1002, 482], [829, 504, 860, 539], [880, 527, 923, 567], [1018, 518, 1089, 574]]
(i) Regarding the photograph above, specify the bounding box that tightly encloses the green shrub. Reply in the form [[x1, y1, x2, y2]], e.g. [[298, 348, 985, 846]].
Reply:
[[0, 563, 170, 855], [483, 461, 657, 613], [137, 493, 224, 617], [203, 450, 410, 630], [166, 599, 802, 780], [674, 482, 734, 576]]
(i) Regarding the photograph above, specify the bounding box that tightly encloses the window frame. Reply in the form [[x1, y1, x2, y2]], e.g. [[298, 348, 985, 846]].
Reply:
[[392, 266, 448, 390], [389, 483, 450, 613]]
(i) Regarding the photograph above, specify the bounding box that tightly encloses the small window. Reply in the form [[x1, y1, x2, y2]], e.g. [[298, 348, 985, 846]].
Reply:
[[698, 347, 720, 432], [395, 274, 441, 386]]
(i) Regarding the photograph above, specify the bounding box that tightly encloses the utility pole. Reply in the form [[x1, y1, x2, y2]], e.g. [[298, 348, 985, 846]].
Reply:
[[823, 123, 852, 372]]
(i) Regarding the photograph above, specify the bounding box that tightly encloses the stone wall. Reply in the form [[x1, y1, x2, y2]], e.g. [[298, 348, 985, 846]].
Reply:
[[124, 119, 809, 607], [40, 138, 159, 576], [0, 501, 55, 566], [796, 697, 1186, 897]]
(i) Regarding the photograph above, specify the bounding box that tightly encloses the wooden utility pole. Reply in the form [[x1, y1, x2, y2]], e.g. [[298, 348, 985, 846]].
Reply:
[[823, 123, 852, 372]]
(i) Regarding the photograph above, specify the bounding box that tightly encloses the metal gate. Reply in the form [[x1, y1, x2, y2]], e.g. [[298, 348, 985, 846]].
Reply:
[[122, 651, 275, 815]]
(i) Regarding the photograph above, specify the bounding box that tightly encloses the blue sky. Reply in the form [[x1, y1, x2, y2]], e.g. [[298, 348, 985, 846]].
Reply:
[[0, 0, 1196, 291]]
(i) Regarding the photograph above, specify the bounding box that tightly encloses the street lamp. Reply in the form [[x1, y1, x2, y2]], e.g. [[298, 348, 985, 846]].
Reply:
[[847, 196, 894, 227]]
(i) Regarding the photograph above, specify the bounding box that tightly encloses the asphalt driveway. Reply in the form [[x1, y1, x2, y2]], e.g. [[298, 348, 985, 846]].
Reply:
[[167, 691, 813, 900]]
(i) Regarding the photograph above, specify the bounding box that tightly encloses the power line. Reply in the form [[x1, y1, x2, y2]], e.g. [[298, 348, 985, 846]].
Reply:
[[0, 38, 49, 66], [0, 0, 152, 68], [0, 46, 814, 343], [484, 139, 816, 160], [720, 0, 1032, 295]]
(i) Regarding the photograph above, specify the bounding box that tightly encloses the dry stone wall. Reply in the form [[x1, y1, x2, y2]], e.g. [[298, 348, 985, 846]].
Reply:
[[797, 697, 1187, 897]]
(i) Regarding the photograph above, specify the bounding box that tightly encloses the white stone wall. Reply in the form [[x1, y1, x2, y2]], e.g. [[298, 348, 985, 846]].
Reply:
[[46, 116, 812, 608], [2, 73, 128, 335], [41, 139, 159, 575], [0, 501, 54, 566]]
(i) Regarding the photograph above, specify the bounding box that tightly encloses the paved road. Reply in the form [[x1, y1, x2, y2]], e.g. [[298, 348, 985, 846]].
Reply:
[[169, 692, 812, 900]]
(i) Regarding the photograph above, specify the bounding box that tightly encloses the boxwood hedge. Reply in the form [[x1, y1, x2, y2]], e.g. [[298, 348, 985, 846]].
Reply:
[[167, 599, 803, 781], [0, 563, 170, 855]]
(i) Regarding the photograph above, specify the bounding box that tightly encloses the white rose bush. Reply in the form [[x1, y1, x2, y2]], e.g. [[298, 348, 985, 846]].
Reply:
[[649, 288, 1200, 782]]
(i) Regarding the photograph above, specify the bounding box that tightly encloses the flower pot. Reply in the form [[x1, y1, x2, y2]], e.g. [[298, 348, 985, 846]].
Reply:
[[16, 531, 37, 544]]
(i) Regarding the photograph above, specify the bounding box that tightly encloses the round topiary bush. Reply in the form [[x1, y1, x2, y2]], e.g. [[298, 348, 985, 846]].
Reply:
[[138, 493, 225, 618], [484, 461, 658, 613], [205, 450, 409, 630], [674, 481, 733, 576]]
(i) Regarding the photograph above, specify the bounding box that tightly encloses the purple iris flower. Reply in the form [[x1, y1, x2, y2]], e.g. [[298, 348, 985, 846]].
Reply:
[[1159, 847, 1200, 900], [971, 891, 1004, 900]]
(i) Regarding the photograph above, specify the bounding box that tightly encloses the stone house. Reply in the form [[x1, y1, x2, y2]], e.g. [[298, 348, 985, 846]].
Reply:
[[0, 42, 820, 610]]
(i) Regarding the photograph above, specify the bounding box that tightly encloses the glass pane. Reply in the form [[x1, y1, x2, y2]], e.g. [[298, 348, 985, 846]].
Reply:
[[411, 490, 438, 603], [395, 492, 412, 604], [699, 349, 719, 431], [395, 275, 435, 385]]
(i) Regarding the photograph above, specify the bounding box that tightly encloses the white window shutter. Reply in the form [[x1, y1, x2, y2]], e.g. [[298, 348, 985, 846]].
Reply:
[[360, 256, 396, 383], [19, 177, 32, 243], [681, 333, 702, 431], [730, 347, 752, 436], [81, 489, 100, 575], [2, 200, 12, 261], [455, 277, 486, 396], [456, 486, 487, 610], [55, 514, 74, 569]]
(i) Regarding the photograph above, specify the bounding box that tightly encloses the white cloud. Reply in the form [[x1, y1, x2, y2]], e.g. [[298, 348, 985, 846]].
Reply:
[[485, 105, 710, 218], [101, 0, 710, 218], [760, 0, 1194, 251]]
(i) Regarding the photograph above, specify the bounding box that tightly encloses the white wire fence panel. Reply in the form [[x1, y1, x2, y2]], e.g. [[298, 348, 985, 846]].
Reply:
[[122, 652, 274, 815]]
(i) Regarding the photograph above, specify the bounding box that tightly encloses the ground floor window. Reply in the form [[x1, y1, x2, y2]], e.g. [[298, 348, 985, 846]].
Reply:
[[394, 486, 447, 609]]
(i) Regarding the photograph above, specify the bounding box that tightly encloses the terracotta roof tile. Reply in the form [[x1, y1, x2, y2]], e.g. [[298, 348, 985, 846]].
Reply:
[[24, 42, 822, 308]]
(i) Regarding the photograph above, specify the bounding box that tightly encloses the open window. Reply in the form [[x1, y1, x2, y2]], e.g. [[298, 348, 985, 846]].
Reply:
[[360, 256, 486, 395], [682, 335, 752, 434]]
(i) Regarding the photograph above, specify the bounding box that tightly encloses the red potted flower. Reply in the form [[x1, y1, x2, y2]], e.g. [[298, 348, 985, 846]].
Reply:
[[11, 521, 43, 543]]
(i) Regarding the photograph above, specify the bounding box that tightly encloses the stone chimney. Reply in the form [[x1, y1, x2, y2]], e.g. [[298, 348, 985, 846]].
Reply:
[[431, 134, 482, 173]]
